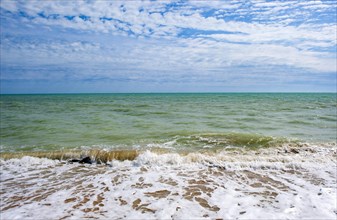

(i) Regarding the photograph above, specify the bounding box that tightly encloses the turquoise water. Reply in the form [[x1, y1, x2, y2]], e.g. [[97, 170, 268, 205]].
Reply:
[[0, 93, 336, 152]]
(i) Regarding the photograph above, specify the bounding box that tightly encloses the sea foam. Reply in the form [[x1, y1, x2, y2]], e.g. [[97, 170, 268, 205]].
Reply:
[[1, 145, 336, 219]]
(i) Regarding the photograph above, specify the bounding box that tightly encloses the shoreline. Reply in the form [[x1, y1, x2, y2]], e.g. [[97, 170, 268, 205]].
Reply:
[[1, 145, 336, 219]]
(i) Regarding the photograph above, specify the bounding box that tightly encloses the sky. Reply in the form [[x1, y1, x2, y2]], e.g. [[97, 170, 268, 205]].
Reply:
[[0, 0, 336, 93]]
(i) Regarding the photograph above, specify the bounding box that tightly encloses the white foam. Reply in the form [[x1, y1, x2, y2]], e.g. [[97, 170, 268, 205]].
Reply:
[[1, 146, 336, 219]]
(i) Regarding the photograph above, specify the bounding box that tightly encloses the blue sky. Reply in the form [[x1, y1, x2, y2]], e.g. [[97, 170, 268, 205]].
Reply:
[[0, 0, 336, 93]]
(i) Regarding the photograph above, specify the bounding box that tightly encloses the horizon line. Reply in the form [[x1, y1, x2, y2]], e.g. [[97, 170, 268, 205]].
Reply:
[[1, 91, 336, 95]]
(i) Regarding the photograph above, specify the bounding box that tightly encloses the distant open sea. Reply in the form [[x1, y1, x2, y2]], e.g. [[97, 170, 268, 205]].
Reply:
[[1, 93, 336, 151], [1, 93, 336, 219]]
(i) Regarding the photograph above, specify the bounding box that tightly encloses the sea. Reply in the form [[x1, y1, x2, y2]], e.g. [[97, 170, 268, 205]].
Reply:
[[1, 93, 336, 219]]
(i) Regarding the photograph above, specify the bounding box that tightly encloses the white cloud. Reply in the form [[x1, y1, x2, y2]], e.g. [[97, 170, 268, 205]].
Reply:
[[0, 0, 336, 87]]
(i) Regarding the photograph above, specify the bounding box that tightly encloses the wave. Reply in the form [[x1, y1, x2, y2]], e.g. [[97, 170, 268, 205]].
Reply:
[[177, 133, 296, 149], [1, 141, 335, 165], [1, 132, 336, 165], [1, 132, 298, 151], [0, 149, 138, 163]]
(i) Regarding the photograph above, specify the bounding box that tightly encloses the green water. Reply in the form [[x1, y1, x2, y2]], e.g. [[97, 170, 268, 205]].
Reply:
[[0, 93, 336, 152]]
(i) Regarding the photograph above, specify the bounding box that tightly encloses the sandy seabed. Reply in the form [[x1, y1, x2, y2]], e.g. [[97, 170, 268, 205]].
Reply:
[[1, 145, 336, 220]]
